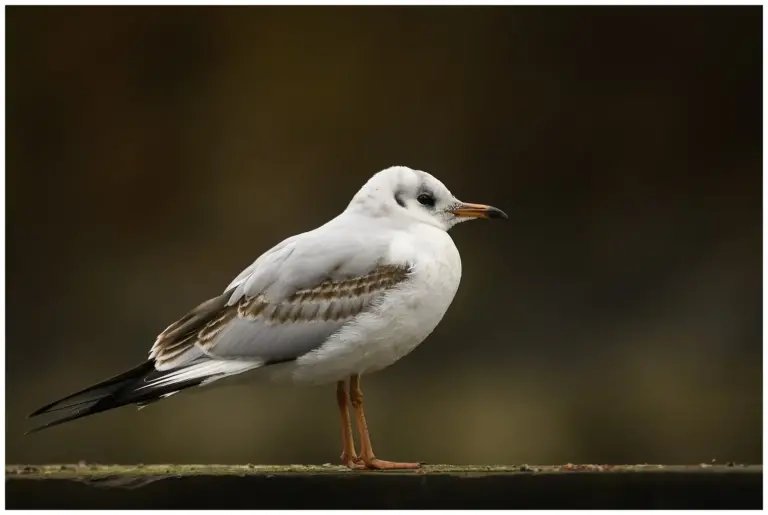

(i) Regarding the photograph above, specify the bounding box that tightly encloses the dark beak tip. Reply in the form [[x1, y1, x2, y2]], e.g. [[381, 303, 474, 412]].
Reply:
[[488, 207, 508, 220]]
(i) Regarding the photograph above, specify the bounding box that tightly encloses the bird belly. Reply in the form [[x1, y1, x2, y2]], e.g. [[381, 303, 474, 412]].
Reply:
[[279, 241, 462, 385]]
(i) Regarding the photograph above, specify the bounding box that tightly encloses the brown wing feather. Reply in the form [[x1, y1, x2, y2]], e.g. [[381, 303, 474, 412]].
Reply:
[[150, 264, 410, 369]]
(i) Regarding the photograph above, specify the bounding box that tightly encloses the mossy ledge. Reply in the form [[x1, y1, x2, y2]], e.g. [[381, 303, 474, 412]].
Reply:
[[6, 462, 762, 480], [6, 463, 762, 509]]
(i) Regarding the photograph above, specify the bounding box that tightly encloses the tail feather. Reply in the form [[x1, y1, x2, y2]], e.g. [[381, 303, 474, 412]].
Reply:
[[27, 359, 262, 434]]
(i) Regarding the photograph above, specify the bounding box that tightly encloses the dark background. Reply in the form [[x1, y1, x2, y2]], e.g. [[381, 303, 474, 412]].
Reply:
[[6, 6, 762, 466]]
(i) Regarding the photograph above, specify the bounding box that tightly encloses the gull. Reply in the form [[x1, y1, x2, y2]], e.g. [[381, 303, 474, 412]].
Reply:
[[28, 166, 507, 470]]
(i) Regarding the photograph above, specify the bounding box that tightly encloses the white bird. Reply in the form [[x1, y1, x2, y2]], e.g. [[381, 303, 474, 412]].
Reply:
[[28, 166, 507, 469]]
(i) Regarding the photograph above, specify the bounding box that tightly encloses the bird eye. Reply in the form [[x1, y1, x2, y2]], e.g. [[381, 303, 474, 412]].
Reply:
[[417, 193, 435, 207]]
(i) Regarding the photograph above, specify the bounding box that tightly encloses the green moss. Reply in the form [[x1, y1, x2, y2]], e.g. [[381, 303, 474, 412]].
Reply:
[[6, 463, 760, 481]]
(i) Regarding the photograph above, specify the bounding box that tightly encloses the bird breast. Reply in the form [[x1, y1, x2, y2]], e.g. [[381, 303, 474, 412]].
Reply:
[[288, 226, 462, 384]]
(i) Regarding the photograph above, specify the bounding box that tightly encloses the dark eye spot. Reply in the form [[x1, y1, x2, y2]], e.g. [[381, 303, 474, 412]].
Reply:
[[417, 193, 435, 207]]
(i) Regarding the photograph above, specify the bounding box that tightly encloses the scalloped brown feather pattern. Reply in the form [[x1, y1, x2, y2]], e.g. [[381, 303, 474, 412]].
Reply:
[[151, 264, 410, 368]]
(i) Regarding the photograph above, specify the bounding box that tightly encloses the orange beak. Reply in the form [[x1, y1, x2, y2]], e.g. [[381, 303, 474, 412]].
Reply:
[[449, 202, 508, 220]]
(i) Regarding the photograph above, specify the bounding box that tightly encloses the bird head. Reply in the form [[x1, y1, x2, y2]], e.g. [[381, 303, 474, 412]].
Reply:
[[347, 166, 507, 231]]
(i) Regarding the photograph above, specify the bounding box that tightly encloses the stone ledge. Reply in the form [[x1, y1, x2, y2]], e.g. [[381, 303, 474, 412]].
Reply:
[[6, 464, 763, 509]]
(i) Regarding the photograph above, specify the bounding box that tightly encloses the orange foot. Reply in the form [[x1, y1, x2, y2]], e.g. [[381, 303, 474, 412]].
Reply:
[[359, 458, 422, 470], [341, 452, 366, 470]]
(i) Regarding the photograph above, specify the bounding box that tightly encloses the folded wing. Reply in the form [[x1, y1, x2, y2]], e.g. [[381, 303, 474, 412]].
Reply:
[[28, 225, 411, 432], [151, 263, 411, 369]]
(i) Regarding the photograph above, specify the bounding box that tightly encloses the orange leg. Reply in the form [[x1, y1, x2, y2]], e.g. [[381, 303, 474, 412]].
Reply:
[[336, 380, 364, 469], [349, 374, 421, 470]]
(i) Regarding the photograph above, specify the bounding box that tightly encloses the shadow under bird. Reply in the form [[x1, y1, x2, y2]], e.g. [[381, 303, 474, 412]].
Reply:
[[28, 166, 507, 469]]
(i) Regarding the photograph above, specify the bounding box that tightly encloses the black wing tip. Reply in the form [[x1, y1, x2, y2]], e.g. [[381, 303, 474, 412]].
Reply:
[[25, 410, 78, 434], [25, 361, 158, 432], [25, 361, 211, 434], [27, 361, 156, 417], [25, 409, 92, 435], [28, 404, 56, 419]]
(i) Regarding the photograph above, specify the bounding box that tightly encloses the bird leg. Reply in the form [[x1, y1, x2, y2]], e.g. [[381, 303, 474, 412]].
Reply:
[[349, 374, 421, 470], [336, 380, 364, 469]]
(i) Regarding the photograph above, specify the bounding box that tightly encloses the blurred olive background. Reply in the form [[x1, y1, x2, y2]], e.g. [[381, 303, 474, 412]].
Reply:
[[6, 6, 761, 466]]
